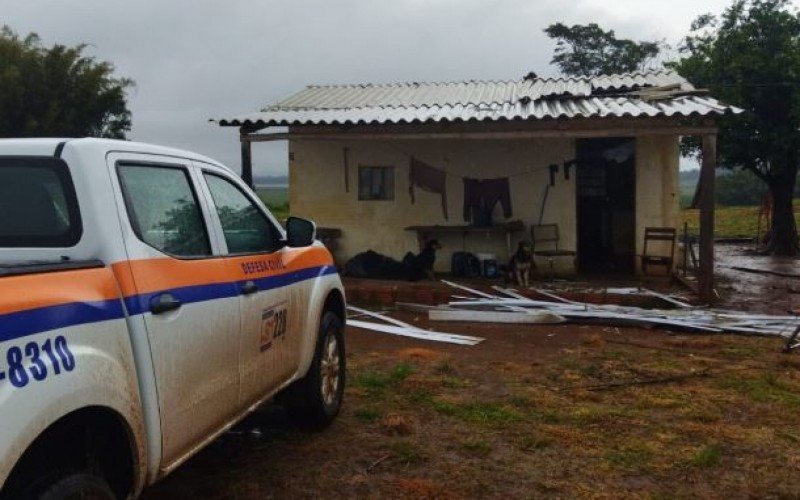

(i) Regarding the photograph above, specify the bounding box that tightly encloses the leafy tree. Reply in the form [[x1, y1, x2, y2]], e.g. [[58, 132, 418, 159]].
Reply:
[[0, 26, 133, 138], [543, 23, 662, 76], [672, 0, 800, 255]]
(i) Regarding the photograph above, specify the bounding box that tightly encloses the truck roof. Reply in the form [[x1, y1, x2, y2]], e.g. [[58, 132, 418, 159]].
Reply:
[[0, 138, 231, 172]]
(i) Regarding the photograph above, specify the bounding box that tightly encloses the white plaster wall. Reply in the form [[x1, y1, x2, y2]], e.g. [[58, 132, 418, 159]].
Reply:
[[289, 134, 679, 274], [289, 138, 576, 272], [635, 135, 681, 272]]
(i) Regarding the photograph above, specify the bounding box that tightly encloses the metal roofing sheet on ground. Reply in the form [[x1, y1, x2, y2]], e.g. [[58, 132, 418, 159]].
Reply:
[[216, 71, 739, 127]]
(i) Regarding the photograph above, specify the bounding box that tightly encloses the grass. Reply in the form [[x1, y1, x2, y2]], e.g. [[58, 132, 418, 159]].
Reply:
[[147, 329, 800, 499], [688, 444, 723, 468], [717, 372, 800, 407], [389, 440, 427, 466], [354, 406, 381, 423], [256, 187, 289, 221], [681, 199, 800, 238], [429, 400, 521, 426], [336, 334, 800, 496], [352, 362, 413, 397], [460, 439, 493, 457]]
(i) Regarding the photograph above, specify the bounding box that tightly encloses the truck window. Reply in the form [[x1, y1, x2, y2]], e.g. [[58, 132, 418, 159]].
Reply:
[[118, 164, 211, 257], [0, 157, 82, 247], [203, 173, 279, 254]]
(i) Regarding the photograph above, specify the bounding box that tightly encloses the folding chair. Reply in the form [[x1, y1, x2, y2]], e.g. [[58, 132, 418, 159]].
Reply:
[[641, 227, 676, 275], [531, 224, 576, 274]]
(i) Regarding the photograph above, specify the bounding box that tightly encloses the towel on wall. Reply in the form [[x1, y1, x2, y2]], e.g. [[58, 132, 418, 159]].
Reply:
[[409, 157, 448, 219]]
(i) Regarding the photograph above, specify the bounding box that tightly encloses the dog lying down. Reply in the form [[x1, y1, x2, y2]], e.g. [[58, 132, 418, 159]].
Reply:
[[344, 240, 442, 281]]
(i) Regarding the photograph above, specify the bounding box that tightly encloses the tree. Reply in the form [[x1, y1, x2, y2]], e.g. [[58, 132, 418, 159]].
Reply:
[[0, 26, 133, 138], [543, 23, 662, 76], [672, 0, 800, 255]]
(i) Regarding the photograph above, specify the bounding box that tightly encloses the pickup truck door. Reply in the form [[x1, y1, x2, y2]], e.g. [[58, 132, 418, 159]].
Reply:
[[108, 154, 242, 466], [195, 168, 292, 405]]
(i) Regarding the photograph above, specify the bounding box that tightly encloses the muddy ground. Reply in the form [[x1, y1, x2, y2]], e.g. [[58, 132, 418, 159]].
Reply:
[[143, 245, 800, 499]]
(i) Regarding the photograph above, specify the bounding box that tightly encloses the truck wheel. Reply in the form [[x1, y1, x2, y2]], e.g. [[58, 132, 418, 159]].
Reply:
[[280, 311, 345, 430], [37, 472, 116, 500]]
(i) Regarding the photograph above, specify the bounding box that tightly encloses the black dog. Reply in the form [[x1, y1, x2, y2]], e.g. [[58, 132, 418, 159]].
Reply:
[[403, 239, 442, 281]]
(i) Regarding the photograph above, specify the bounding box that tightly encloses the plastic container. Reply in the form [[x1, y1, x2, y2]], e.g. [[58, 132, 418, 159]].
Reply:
[[482, 259, 499, 279], [475, 253, 499, 278]]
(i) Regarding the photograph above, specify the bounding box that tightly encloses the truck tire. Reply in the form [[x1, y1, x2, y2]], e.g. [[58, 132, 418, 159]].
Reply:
[[37, 472, 116, 500], [279, 311, 345, 430]]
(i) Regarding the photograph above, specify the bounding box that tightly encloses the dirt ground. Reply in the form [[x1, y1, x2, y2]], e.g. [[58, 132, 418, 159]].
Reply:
[[143, 245, 800, 499]]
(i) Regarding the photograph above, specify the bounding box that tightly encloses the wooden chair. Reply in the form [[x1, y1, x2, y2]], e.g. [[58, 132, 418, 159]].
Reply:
[[641, 227, 676, 275], [531, 224, 576, 274]]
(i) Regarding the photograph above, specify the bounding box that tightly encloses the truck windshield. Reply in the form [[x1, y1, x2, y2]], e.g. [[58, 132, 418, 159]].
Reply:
[[0, 157, 82, 247]]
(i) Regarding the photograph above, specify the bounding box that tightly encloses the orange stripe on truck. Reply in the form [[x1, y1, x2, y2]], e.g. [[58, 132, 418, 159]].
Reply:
[[0, 267, 121, 316], [112, 246, 334, 296]]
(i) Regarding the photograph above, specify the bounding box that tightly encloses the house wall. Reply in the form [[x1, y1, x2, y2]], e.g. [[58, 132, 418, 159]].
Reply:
[[635, 135, 681, 272], [288, 134, 679, 274]]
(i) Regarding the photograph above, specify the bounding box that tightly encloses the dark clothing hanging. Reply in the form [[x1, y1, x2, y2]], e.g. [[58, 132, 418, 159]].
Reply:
[[462, 177, 512, 224], [409, 157, 448, 219]]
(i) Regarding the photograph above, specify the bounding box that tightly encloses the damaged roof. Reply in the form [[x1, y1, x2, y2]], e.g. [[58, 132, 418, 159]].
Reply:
[[216, 70, 740, 128]]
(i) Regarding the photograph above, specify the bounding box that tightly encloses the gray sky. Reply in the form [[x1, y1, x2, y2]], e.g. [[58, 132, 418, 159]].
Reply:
[[0, 0, 771, 176]]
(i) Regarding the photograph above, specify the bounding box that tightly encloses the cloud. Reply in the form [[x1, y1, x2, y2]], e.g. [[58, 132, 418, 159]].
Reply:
[[0, 0, 774, 175]]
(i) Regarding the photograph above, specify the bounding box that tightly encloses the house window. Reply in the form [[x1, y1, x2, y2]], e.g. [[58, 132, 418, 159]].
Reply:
[[358, 166, 394, 200]]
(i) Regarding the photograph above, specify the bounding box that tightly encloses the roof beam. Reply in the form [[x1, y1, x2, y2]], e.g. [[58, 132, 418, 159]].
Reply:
[[243, 126, 718, 143]]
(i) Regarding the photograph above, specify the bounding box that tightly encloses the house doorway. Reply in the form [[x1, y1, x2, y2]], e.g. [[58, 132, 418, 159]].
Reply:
[[576, 138, 636, 274]]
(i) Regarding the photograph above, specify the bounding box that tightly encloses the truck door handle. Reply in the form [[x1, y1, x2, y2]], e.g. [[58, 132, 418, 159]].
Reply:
[[241, 280, 259, 295], [150, 293, 182, 314]]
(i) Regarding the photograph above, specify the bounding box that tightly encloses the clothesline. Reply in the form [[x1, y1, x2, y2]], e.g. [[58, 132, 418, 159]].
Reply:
[[385, 142, 569, 180]]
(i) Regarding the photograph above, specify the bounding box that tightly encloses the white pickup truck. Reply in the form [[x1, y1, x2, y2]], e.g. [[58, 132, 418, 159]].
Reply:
[[0, 138, 346, 499]]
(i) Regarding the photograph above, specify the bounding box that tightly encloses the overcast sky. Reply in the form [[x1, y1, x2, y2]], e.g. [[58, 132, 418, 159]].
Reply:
[[1, 0, 786, 176]]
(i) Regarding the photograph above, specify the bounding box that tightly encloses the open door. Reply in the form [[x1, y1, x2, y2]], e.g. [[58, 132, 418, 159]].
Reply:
[[576, 138, 636, 274]]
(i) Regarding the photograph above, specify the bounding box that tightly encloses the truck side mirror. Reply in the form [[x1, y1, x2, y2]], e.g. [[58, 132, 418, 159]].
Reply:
[[286, 217, 316, 247]]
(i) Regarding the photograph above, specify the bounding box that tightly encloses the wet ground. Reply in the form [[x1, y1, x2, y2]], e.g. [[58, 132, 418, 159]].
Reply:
[[715, 243, 800, 315], [141, 244, 799, 499]]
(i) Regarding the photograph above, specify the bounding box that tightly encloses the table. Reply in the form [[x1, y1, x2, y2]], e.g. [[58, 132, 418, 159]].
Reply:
[[404, 220, 525, 254]]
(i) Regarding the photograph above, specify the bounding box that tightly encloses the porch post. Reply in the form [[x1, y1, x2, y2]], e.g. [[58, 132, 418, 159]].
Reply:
[[240, 127, 253, 188], [698, 134, 717, 302]]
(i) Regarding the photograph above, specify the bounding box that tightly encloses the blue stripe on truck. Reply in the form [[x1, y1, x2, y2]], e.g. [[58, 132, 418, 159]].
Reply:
[[0, 265, 337, 342], [0, 299, 126, 343]]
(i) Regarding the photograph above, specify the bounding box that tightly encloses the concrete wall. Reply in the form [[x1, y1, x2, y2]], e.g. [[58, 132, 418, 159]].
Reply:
[[635, 135, 681, 272], [289, 134, 679, 274]]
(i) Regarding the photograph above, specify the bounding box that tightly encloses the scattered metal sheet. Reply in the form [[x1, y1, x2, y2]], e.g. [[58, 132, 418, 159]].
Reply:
[[429, 309, 565, 324], [440, 280, 799, 338], [346, 305, 484, 345], [347, 319, 483, 345], [440, 280, 497, 299], [641, 288, 694, 309]]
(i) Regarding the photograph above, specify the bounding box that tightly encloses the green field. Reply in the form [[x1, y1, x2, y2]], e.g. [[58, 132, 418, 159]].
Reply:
[[256, 187, 289, 221], [257, 186, 795, 239], [681, 200, 800, 239]]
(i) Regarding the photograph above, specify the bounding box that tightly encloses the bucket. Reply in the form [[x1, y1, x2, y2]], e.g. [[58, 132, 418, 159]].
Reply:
[[475, 253, 499, 278]]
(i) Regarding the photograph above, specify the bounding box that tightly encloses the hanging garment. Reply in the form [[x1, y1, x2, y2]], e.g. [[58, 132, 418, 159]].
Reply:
[[409, 157, 448, 219], [462, 177, 512, 223]]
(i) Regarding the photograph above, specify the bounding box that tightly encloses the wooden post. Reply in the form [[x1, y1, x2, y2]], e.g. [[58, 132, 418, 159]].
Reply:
[[240, 129, 253, 188], [698, 134, 716, 302], [343, 146, 350, 192]]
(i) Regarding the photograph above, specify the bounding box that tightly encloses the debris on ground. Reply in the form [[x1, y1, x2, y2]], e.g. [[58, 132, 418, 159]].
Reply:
[[426, 281, 799, 339], [346, 305, 484, 345], [348, 279, 799, 347]]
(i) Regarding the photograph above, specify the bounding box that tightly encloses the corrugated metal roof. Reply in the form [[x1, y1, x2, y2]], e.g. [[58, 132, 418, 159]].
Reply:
[[217, 71, 739, 127]]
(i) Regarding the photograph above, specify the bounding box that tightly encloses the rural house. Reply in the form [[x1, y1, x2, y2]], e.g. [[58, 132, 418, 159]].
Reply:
[[217, 70, 739, 299]]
